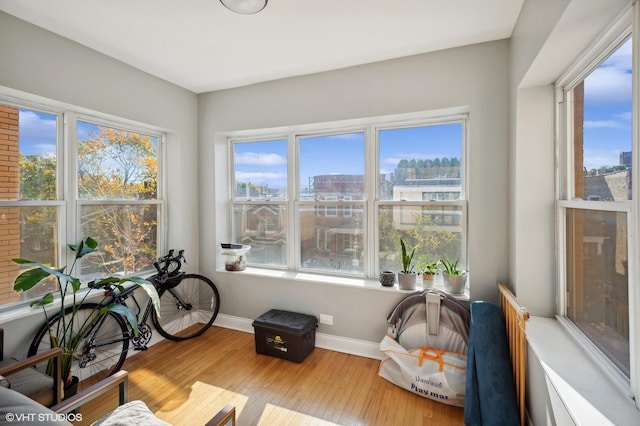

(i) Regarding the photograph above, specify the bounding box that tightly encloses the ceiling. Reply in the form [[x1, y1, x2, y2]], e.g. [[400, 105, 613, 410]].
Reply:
[[0, 0, 524, 94]]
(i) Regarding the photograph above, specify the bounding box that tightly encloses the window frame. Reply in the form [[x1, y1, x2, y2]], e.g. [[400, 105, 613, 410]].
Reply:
[[227, 109, 469, 279], [0, 96, 167, 310], [555, 10, 638, 398]]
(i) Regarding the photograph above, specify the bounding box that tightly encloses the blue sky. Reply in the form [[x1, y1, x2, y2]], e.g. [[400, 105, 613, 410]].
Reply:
[[234, 123, 463, 192], [18, 115, 159, 162], [18, 37, 632, 178], [18, 109, 56, 155], [18, 111, 99, 156], [582, 37, 632, 170]]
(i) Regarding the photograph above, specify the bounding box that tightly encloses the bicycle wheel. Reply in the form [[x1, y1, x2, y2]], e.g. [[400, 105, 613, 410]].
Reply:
[[28, 303, 130, 388], [152, 273, 220, 341]]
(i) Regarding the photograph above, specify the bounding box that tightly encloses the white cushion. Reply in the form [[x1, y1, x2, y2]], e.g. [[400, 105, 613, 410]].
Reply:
[[92, 400, 170, 426]]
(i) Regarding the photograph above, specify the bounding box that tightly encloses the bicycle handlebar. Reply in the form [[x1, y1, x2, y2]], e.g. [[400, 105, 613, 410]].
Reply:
[[154, 249, 186, 276]]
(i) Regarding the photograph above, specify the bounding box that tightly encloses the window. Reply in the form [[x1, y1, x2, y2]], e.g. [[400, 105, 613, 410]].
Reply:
[[557, 29, 635, 389], [229, 112, 467, 279], [377, 124, 465, 273], [0, 101, 165, 308], [0, 105, 60, 304], [77, 120, 161, 276], [232, 139, 288, 267]]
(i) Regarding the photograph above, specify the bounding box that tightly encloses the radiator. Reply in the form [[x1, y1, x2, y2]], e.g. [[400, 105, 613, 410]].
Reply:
[[498, 282, 530, 426]]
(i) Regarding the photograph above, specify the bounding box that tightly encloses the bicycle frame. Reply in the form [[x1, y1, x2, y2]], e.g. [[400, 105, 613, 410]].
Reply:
[[27, 248, 218, 387], [83, 281, 158, 353]]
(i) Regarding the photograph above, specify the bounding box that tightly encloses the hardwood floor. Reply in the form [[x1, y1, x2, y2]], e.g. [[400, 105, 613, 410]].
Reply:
[[76, 326, 464, 425]]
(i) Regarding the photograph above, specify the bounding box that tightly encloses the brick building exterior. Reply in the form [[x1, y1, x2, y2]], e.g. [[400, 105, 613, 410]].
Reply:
[[0, 105, 21, 303]]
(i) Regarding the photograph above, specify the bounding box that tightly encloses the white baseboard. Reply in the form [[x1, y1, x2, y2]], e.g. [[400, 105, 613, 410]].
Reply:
[[215, 313, 384, 361]]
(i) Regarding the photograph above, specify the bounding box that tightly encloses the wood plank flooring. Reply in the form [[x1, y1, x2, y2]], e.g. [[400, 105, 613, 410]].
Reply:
[[76, 326, 464, 425]]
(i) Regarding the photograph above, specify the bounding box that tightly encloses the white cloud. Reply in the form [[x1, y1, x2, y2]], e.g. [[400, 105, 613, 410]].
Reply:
[[19, 110, 57, 154], [236, 171, 286, 184], [616, 111, 632, 121], [235, 152, 286, 166], [583, 148, 624, 170], [583, 120, 626, 129], [583, 39, 632, 103]]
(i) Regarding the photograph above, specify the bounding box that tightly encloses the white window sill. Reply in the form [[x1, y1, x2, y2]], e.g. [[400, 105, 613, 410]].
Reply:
[[216, 267, 470, 301], [527, 317, 640, 425]]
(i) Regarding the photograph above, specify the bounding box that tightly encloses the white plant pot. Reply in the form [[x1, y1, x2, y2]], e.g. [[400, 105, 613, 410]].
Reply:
[[443, 272, 467, 294], [397, 271, 417, 290], [422, 273, 435, 288]]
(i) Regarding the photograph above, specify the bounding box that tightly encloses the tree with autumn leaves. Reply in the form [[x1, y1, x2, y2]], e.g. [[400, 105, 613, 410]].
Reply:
[[20, 127, 158, 275]]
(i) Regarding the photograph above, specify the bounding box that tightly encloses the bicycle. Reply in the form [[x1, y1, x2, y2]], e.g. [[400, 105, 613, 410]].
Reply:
[[27, 249, 220, 386]]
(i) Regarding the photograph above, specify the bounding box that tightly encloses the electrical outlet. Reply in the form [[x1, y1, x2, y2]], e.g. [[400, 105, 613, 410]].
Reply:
[[320, 314, 333, 325]]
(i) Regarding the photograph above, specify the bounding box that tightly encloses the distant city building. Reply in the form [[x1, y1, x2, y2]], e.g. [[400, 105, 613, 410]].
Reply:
[[620, 151, 632, 168]]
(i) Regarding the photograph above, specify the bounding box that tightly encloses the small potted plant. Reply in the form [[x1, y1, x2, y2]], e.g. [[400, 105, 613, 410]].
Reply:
[[417, 260, 439, 288], [397, 239, 417, 290], [440, 258, 467, 294]]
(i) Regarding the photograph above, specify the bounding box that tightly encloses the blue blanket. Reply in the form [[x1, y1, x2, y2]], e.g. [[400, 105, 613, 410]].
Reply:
[[464, 301, 519, 425]]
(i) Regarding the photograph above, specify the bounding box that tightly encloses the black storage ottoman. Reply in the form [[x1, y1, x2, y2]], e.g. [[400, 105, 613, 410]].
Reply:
[[252, 309, 318, 363]]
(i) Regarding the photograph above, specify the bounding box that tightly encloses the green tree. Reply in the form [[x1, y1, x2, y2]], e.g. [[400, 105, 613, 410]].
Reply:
[[19, 127, 158, 275], [77, 128, 157, 274], [19, 154, 56, 200], [19, 154, 57, 258]]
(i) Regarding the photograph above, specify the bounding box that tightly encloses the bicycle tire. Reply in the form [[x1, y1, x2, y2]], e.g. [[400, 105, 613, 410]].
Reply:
[[152, 273, 220, 341], [28, 303, 130, 387]]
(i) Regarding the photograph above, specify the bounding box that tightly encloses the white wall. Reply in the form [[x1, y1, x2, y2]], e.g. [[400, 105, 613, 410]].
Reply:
[[0, 12, 199, 356], [199, 40, 510, 343]]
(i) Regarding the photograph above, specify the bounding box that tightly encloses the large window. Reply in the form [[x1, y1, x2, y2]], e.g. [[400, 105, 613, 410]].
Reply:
[[229, 113, 467, 279], [558, 29, 635, 387], [0, 101, 164, 308], [76, 120, 161, 276]]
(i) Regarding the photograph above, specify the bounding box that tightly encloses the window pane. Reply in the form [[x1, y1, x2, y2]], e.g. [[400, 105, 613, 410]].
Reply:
[[300, 204, 364, 274], [378, 205, 463, 272], [572, 38, 632, 201], [234, 139, 287, 200], [77, 121, 158, 200], [0, 105, 57, 201], [299, 132, 365, 200], [232, 204, 287, 267], [0, 206, 58, 304], [566, 208, 629, 376], [80, 204, 157, 276], [380, 124, 462, 201]]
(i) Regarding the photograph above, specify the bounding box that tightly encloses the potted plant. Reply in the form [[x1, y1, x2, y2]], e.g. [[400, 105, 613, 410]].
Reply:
[[397, 239, 417, 290], [440, 258, 468, 294], [12, 237, 160, 392], [417, 260, 439, 287]]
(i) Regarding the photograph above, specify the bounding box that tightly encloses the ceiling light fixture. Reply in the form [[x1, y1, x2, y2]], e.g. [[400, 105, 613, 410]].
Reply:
[[220, 0, 268, 15]]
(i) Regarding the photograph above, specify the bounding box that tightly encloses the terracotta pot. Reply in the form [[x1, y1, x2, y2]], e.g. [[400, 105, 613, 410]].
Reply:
[[422, 273, 435, 288]]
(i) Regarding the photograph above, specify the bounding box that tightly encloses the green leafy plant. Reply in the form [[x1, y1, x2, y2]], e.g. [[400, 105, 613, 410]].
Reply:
[[417, 260, 439, 276], [400, 238, 416, 273], [13, 237, 160, 386], [440, 258, 466, 276]]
